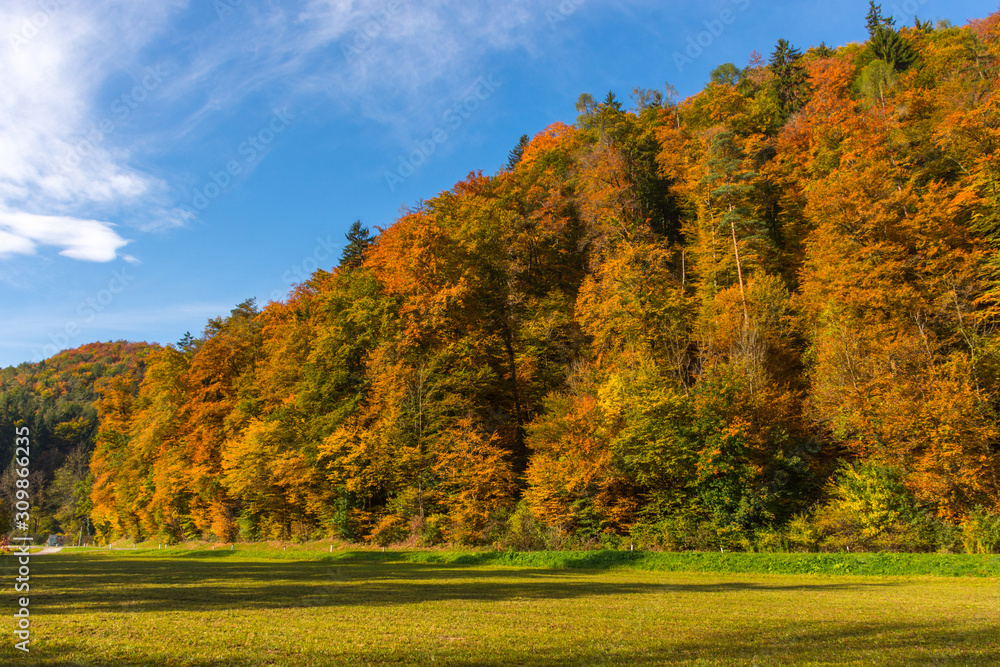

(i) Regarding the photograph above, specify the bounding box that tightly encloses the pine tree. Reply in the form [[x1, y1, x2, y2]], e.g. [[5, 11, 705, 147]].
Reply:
[[866, 1, 893, 37], [506, 134, 529, 170], [871, 27, 916, 70], [769, 39, 809, 116], [630, 87, 664, 113], [177, 331, 199, 355], [702, 130, 764, 325], [865, 2, 915, 71], [340, 220, 374, 269]]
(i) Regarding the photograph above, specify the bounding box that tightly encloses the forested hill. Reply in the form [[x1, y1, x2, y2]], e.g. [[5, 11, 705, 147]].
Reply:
[[36, 6, 1000, 551], [0, 341, 154, 538]]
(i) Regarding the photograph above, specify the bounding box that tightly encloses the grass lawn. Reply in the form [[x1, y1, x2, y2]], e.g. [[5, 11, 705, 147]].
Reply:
[[1, 548, 998, 666]]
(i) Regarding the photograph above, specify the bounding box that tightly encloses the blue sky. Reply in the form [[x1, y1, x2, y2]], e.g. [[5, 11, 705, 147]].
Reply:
[[0, 0, 994, 368]]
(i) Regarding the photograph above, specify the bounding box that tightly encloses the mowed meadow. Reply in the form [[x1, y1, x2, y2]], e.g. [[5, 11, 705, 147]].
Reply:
[[1, 548, 998, 666]]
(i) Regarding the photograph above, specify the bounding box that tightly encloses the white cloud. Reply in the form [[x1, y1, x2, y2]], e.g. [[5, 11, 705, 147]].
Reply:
[[0, 209, 129, 262], [0, 0, 579, 265], [0, 0, 185, 262]]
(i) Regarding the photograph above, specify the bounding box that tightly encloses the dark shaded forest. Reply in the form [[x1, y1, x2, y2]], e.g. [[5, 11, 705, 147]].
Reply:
[[0, 341, 150, 542]]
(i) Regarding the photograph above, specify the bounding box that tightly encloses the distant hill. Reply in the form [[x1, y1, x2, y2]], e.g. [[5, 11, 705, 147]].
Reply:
[[0, 341, 155, 537]]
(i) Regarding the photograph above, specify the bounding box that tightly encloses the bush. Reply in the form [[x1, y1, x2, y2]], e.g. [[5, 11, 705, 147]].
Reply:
[[414, 514, 445, 546], [629, 514, 741, 551], [784, 513, 820, 552], [369, 515, 408, 546], [236, 512, 260, 542], [753, 526, 788, 552], [830, 461, 918, 538], [962, 507, 1000, 554], [807, 460, 937, 551], [496, 502, 562, 551]]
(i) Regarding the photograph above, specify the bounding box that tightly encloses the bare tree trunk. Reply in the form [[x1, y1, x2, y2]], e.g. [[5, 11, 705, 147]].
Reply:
[[730, 211, 749, 327]]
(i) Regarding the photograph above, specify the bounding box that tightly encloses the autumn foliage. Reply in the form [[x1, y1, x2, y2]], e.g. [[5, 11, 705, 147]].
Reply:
[[74, 11, 1000, 550]]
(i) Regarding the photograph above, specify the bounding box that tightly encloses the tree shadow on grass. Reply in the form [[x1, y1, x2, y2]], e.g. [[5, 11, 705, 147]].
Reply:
[[25, 552, 902, 616]]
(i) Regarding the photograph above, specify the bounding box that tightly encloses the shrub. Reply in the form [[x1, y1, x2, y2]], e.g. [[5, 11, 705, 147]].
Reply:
[[962, 507, 1000, 554], [628, 513, 734, 551], [369, 515, 408, 546], [784, 513, 820, 552], [809, 460, 932, 551], [236, 512, 259, 542], [496, 501, 561, 551], [415, 514, 445, 547], [753, 526, 788, 552], [830, 461, 918, 538]]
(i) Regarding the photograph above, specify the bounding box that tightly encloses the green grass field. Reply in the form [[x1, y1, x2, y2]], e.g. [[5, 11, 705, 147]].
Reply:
[[2, 548, 998, 666]]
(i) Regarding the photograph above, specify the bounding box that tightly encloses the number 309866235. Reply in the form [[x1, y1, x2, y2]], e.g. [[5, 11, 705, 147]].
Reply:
[[14, 426, 30, 522]]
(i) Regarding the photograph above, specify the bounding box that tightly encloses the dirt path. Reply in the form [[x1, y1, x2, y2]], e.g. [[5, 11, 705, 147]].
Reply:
[[36, 546, 63, 555]]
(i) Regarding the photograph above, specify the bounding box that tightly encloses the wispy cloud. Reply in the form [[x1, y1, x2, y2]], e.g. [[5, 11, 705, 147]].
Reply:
[[160, 0, 547, 136], [0, 0, 186, 262], [0, 0, 584, 264]]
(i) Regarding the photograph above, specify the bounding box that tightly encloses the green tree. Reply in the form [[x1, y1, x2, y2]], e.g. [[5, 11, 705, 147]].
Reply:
[[865, 1, 894, 36], [865, 1, 915, 70], [340, 221, 374, 269], [710, 63, 742, 87], [813, 41, 834, 58], [702, 130, 765, 324], [769, 39, 808, 116], [506, 134, 530, 171]]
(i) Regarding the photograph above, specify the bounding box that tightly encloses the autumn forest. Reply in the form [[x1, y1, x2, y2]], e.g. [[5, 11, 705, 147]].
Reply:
[[4, 4, 1000, 554]]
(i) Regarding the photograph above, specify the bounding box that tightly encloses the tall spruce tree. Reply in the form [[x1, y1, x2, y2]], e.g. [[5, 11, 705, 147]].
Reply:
[[865, 2, 915, 70], [506, 134, 530, 170], [866, 1, 894, 36], [769, 39, 809, 116], [340, 220, 374, 269]]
